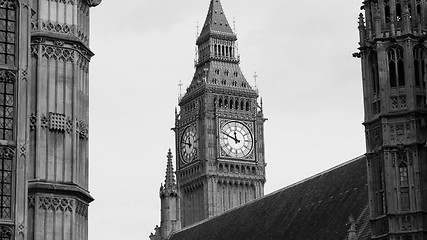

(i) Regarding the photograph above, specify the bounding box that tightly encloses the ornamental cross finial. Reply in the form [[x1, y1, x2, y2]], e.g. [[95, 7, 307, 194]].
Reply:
[[178, 80, 183, 102], [253, 72, 259, 93]]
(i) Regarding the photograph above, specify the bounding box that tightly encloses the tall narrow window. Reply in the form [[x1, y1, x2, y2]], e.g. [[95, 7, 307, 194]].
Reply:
[[396, 3, 402, 22], [416, 0, 422, 18], [370, 51, 380, 93], [399, 162, 409, 186], [401, 188, 410, 211], [0, 71, 14, 141], [0, 147, 12, 219], [414, 46, 426, 88], [0, 1, 16, 65], [377, 165, 387, 215], [385, 0, 391, 23], [388, 47, 405, 88]]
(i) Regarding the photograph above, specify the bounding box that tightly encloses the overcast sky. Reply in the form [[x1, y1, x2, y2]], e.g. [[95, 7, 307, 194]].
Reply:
[[88, 0, 365, 239]]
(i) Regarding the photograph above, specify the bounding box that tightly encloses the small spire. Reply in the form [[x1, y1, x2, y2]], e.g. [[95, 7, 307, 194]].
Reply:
[[164, 149, 176, 191], [347, 215, 357, 240]]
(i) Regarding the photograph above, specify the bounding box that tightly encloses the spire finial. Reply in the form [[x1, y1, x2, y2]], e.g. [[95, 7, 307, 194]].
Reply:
[[233, 17, 236, 33], [164, 149, 176, 191], [253, 72, 259, 93], [178, 80, 183, 102]]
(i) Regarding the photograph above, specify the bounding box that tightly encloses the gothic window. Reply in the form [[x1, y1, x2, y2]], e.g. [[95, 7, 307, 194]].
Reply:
[[214, 45, 218, 56], [396, 3, 402, 22], [399, 162, 409, 186], [376, 165, 387, 215], [224, 70, 229, 76], [0, 148, 12, 219], [388, 47, 405, 88], [234, 100, 238, 110], [215, 69, 220, 74], [232, 80, 237, 87], [229, 99, 233, 109], [234, 71, 238, 77], [0, 1, 16, 66], [416, 0, 422, 18], [0, 71, 14, 141], [221, 79, 226, 85], [222, 45, 225, 57], [370, 51, 380, 94], [219, 98, 223, 107], [401, 188, 410, 211], [413, 46, 426, 88], [240, 101, 244, 110], [224, 98, 228, 108], [245, 101, 250, 111], [385, 0, 391, 23]]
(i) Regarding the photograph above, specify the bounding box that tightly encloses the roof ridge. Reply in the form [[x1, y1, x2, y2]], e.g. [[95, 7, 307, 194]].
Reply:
[[169, 155, 366, 236]]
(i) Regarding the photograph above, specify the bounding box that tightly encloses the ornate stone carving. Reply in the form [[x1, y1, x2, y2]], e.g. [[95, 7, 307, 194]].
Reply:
[[19, 144, 26, 158], [49, 112, 66, 131], [40, 114, 49, 128], [402, 215, 412, 231], [47, 0, 75, 4], [75, 200, 88, 218], [21, 69, 28, 82], [0, 147, 14, 159], [41, 21, 75, 35], [38, 196, 73, 212], [17, 223, 24, 235], [76, 120, 88, 140], [28, 196, 35, 209], [41, 45, 74, 62], [0, 225, 13, 239], [29, 113, 37, 131]]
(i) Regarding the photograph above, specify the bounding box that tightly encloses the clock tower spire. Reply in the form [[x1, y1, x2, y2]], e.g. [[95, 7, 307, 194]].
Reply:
[[174, 0, 266, 228]]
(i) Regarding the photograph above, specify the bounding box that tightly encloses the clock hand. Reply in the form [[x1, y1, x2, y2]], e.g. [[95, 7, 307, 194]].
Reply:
[[182, 140, 191, 147], [233, 132, 240, 144], [222, 131, 240, 143]]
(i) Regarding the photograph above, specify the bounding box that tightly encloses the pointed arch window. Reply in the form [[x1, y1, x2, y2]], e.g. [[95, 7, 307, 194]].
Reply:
[[413, 46, 426, 88], [388, 47, 405, 88], [396, 3, 402, 22], [370, 51, 380, 94], [385, 0, 391, 23], [399, 162, 409, 186], [0, 1, 16, 66]]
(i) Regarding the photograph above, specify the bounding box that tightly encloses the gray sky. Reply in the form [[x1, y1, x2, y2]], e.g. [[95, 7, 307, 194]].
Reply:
[[88, 0, 365, 239]]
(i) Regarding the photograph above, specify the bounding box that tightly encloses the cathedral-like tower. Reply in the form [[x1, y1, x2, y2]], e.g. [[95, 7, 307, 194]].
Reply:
[[26, 0, 100, 239], [357, 1, 427, 239], [174, 0, 266, 228]]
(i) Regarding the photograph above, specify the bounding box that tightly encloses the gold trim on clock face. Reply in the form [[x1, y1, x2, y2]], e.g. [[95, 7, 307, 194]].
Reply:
[[180, 125, 198, 164], [219, 121, 253, 158]]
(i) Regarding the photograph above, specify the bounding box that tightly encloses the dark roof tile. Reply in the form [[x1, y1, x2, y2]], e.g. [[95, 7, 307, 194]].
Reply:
[[169, 156, 370, 240]]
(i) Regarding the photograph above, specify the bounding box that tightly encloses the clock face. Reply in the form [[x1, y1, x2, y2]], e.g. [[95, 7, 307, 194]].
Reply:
[[180, 126, 198, 164], [219, 121, 253, 158]]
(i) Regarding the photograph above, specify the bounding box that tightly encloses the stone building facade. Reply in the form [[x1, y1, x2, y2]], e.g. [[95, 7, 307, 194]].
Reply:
[[0, 0, 101, 239], [149, 0, 427, 239], [357, 0, 427, 239]]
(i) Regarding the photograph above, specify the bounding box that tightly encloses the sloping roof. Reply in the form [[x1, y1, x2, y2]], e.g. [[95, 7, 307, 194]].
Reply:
[[199, 0, 234, 38], [169, 156, 371, 240]]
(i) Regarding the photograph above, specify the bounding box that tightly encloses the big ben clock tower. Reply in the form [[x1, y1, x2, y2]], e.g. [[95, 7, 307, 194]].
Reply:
[[174, 0, 266, 228]]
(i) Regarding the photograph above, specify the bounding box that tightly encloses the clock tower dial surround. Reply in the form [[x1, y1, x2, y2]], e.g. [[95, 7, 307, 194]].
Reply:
[[173, 0, 267, 228]]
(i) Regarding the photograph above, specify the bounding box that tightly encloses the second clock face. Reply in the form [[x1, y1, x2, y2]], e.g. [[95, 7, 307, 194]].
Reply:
[[219, 121, 253, 158], [180, 125, 198, 164]]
